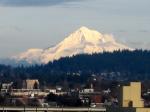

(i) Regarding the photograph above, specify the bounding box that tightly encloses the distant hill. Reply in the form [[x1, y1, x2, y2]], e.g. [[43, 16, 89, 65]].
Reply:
[[0, 50, 150, 84]]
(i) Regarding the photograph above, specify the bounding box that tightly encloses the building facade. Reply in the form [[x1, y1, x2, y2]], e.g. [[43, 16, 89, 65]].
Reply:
[[120, 82, 144, 107], [108, 82, 150, 112], [24, 79, 39, 89]]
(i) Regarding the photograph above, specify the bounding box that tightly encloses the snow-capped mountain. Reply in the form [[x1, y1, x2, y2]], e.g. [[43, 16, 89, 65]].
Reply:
[[12, 26, 131, 64]]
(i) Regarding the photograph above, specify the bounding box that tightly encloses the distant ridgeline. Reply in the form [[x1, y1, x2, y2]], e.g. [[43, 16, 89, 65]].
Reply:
[[0, 50, 150, 83]]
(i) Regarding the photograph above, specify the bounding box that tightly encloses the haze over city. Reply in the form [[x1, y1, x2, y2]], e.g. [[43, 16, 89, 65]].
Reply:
[[0, 0, 150, 58]]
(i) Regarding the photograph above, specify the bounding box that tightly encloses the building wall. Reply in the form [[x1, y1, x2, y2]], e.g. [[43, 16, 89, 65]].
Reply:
[[91, 95, 102, 103], [136, 108, 150, 112], [122, 86, 131, 107], [130, 82, 144, 107], [121, 82, 144, 108], [107, 82, 149, 112], [25, 80, 39, 89], [11, 91, 49, 97], [83, 89, 94, 93]]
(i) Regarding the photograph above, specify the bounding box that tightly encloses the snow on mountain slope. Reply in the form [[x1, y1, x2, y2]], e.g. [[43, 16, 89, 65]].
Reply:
[[12, 26, 132, 64]]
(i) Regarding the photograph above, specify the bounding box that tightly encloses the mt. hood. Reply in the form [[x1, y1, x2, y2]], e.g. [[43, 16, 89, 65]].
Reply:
[[12, 27, 131, 64]]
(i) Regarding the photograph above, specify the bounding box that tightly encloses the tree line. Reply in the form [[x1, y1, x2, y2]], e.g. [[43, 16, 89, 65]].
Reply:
[[0, 49, 150, 86]]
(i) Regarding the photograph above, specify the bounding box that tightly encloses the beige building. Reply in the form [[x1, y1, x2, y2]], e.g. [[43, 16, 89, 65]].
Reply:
[[24, 79, 39, 89], [108, 82, 150, 112], [120, 82, 144, 108]]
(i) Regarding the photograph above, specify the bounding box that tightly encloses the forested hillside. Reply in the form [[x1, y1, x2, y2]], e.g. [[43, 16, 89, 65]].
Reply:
[[0, 50, 150, 85]]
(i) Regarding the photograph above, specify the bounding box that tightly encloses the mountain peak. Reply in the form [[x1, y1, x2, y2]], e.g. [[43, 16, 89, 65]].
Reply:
[[79, 26, 90, 31], [78, 26, 97, 34], [12, 27, 132, 64], [72, 26, 102, 43]]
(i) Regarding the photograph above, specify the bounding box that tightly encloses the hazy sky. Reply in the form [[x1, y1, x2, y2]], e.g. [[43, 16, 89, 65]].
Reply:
[[0, 0, 150, 58]]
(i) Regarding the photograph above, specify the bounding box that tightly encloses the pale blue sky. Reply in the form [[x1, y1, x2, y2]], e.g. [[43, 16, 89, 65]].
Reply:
[[0, 0, 150, 58]]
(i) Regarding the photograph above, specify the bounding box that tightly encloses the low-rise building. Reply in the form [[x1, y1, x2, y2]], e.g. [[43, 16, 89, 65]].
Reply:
[[80, 88, 94, 93], [1, 82, 13, 89]]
